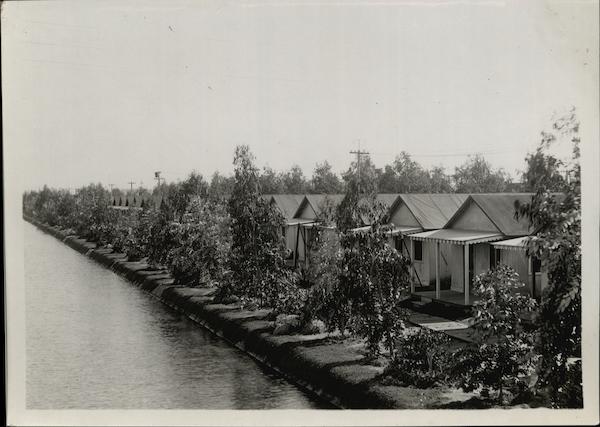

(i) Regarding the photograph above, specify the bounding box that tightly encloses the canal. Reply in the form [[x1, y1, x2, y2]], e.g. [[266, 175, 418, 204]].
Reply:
[[24, 221, 329, 409]]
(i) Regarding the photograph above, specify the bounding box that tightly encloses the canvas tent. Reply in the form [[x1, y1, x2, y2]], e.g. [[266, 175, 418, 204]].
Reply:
[[409, 193, 534, 305], [262, 194, 305, 262], [289, 194, 344, 267], [386, 194, 469, 292]]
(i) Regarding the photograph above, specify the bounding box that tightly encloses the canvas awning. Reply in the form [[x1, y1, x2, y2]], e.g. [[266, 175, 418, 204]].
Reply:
[[492, 236, 531, 251], [300, 221, 325, 229], [286, 219, 317, 226], [387, 225, 423, 236], [410, 229, 504, 245], [348, 225, 373, 234]]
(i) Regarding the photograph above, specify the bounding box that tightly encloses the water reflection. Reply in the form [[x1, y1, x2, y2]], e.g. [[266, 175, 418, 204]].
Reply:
[[24, 222, 328, 409]]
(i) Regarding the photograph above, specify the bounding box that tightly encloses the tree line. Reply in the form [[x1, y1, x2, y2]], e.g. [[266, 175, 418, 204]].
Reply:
[[107, 151, 519, 202], [212, 152, 520, 195]]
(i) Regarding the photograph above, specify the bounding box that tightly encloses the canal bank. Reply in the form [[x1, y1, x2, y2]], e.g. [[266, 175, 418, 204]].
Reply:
[[24, 215, 471, 409]]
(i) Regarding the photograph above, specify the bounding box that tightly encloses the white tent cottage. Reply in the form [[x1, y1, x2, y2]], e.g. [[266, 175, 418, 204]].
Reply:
[[409, 193, 536, 306], [385, 194, 469, 294]]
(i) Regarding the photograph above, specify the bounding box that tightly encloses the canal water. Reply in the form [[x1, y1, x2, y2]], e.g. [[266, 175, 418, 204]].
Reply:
[[24, 221, 328, 409]]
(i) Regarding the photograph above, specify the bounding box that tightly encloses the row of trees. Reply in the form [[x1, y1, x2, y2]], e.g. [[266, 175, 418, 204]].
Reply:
[[204, 152, 518, 197], [22, 112, 581, 408], [104, 147, 521, 202]]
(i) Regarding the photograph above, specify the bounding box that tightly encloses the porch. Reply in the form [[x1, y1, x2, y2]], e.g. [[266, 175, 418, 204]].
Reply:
[[409, 228, 504, 306]]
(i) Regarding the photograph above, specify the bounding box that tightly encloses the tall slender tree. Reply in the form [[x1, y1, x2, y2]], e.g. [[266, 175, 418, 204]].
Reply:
[[516, 109, 581, 407]]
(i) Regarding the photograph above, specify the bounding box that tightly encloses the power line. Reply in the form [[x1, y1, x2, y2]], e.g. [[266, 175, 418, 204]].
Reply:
[[369, 149, 521, 158]]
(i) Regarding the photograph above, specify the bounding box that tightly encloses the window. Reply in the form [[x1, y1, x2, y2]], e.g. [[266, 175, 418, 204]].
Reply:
[[413, 241, 423, 261], [490, 247, 501, 268], [532, 257, 541, 274]]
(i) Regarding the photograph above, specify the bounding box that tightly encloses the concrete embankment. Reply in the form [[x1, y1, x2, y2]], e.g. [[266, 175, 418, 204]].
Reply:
[[23, 215, 468, 409]]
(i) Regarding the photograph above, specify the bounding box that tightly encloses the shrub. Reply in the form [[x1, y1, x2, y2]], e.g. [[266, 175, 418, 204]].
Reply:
[[168, 198, 231, 287], [146, 214, 179, 268], [450, 265, 537, 405], [304, 228, 350, 334], [271, 270, 309, 318], [387, 327, 452, 388]]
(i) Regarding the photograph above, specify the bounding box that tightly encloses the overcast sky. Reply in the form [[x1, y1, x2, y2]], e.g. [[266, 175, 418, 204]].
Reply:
[[2, 0, 598, 191]]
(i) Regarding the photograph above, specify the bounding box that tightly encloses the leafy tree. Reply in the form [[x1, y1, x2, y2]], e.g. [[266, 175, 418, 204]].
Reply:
[[304, 228, 348, 333], [339, 226, 412, 358], [110, 208, 142, 257], [516, 109, 582, 407], [335, 179, 363, 233], [310, 161, 343, 194], [341, 155, 379, 197], [71, 184, 113, 243], [168, 198, 231, 287], [226, 145, 289, 307], [208, 171, 235, 200], [161, 172, 208, 222], [393, 152, 431, 193], [145, 211, 179, 268], [336, 154, 387, 233], [281, 164, 308, 194], [181, 171, 208, 199], [258, 166, 284, 194], [453, 154, 511, 193], [451, 265, 537, 405], [428, 165, 454, 193], [377, 154, 454, 193], [376, 164, 400, 193]]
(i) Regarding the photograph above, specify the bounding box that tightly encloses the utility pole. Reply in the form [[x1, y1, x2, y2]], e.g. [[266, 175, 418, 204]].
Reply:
[[350, 146, 370, 196], [128, 181, 136, 193]]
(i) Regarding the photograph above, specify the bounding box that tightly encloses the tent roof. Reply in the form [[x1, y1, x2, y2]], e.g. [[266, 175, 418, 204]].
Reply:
[[294, 194, 345, 218], [358, 193, 401, 224], [373, 193, 402, 208], [390, 194, 469, 229], [266, 194, 304, 220], [447, 193, 535, 236], [410, 229, 503, 245]]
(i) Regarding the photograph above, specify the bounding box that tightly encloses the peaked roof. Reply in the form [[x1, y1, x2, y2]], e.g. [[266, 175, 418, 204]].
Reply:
[[358, 193, 401, 224], [446, 193, 534, 236], [373, 193, 402, 210], [293, 194, 345, 218], [264, 194, 304, 220], [390, 193, 469, 230]]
